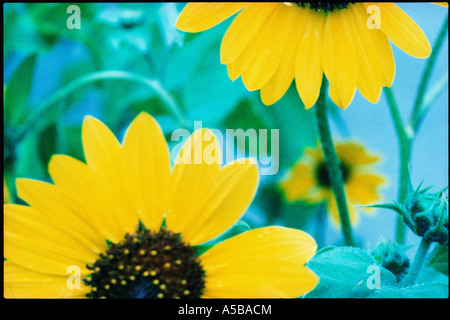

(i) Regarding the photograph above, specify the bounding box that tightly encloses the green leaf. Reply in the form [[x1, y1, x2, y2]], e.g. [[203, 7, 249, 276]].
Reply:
[[38, 123, 58, 171], [4, 54, 37, 126], [367, 282, 449, 298], [15, 134, 47, 181], [404, 282, 449, 298], [366, 286, 413, 298], [304, 246, 397, 298], [194, 220, 251, 256], [58, 124, 84, 162], [426, 245, 448, 276]]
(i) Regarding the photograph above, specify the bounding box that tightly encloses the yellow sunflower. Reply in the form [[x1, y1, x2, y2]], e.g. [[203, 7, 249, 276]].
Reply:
[[176, 2, 435, 109], [4, 112, 318, 298], [279, 141, 386, 226]]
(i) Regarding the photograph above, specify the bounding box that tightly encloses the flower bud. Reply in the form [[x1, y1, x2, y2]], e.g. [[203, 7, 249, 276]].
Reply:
[[405, 184, 448, 246], [371, 238, 410, 282]]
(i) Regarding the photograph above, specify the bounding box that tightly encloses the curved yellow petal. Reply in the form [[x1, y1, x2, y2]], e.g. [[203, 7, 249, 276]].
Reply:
[[14, 179, 106, 254], [82, 116, 139, 236], [220, 3, 274, 65], [166, 129, 221, 242], [200, 226, 318, 298], [226, 3, 282, 82], [374, 3, 431, 58], [346, 173, 386, 205], [176, 2, 247, 33], [260, 6, 306, 105], [336, 142, 380, 166], [122, 112, 170, 231], [348, 3, 385, 104], [304, 145, 324, 161], [167, 128, 259, 245], [323, 8, 358, 109], [178, 159, 258, 246], [279, 163, 315, 202], [4, 261, 89, 298], [357, 4, 395, 88], [241, 3, 298, 91], [48, 155, 124, 243], [295, 9, 325, 109], [4, 204, 93, 276]]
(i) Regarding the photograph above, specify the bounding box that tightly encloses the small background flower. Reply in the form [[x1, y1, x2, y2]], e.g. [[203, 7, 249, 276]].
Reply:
[[279, 141, 386, 226]]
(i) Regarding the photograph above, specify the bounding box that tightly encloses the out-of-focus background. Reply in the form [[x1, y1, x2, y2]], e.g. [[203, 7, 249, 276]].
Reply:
[[3, 3, 448, 255]]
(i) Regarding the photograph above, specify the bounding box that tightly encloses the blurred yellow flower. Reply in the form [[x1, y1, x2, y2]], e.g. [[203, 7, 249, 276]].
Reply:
[[4, 112, 318, 298], [279, 141, 386, 226], [177, 2, 433, 109]]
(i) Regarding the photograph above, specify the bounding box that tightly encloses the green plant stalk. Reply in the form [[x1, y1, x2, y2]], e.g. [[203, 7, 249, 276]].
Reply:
[[386, 15, 448, 244], [385, 87, 412, 244], [15, 70, 186, 142], [411, 15, 448, 132], [401, 238, 432, 287], [314, 78, 355, 247]]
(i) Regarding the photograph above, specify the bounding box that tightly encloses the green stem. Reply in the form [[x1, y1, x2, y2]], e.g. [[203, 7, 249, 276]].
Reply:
[[385, 87, 412, 244], [386, 14, 448, 244], [15, 70, 186, 141], [314, 78, 355, 247], [401, 238, 432, 287], [411, 15, 448, 132]]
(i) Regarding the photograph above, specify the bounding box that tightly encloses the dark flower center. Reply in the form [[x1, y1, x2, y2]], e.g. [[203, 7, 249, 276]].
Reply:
[[294, 2, 353, 13], [315, 161, 351, 188], [85, 225, 205, 299]]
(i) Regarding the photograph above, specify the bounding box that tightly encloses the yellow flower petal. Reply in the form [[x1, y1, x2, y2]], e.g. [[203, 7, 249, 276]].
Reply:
[[348, 4, 385, 103], [4, 261, 89, 298], [48, 155, 125, 243], [295, 9, 325, 109], [260, 6, 306, 105], [226, 3, 283, 82], [14, 178, 106, 254], [82, 116, 139, 236], [374, 3, 431, 58], [4, 204, 93, 276], [327, 194, 359, 226], [241, 3, 298, 91], [122, 112, 170, 231], [179, 159, 258, 246], [176, 2, 247, 33], [355, 3, 395, 88], [323, 8, 358, 109], [336, 142, 380, 166], [347, 173, 386, 205], [279, 163, 315, 202], [167, 129, 259, 245], [200, 226, 318, 298], [220, 3, 273, 65]]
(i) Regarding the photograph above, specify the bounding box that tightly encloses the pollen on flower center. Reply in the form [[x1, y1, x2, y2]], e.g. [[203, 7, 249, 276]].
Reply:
[[293, 2, 353, 13], [85, 225, 205, 299], [315, 161, 351, 188]]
